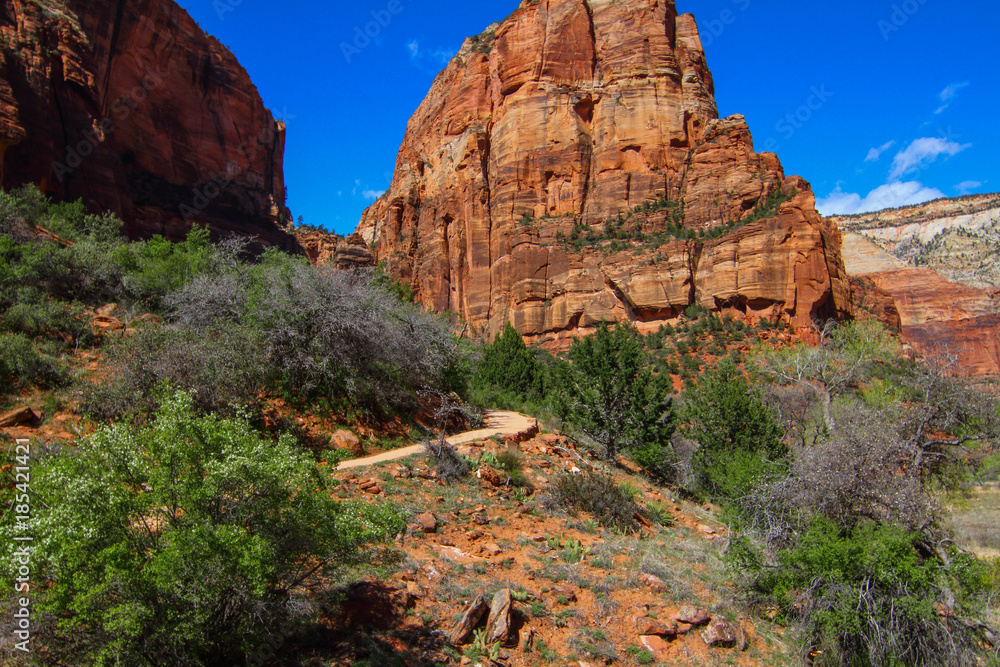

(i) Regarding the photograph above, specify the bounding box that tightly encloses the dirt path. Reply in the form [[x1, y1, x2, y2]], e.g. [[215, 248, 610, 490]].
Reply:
[[337, 410, 538, 471]]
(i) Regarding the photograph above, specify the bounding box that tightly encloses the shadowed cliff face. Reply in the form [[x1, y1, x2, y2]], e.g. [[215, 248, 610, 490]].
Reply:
[[357, 0, 852, 342], [0, 0, 292, 245]]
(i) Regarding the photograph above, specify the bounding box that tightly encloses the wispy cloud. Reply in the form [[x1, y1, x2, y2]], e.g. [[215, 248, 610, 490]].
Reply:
[[889, 137, 971, 180], [954, 180, 982, 194], [865, 141, 896, 163], [935, 81, 969, 114], [817, 181, 946, 216], [362, 189, 386, 201], [406, 39, 456, 72]]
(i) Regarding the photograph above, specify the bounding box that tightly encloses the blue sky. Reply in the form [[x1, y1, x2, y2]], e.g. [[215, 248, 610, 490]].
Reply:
[[179, 0, 998, 233]]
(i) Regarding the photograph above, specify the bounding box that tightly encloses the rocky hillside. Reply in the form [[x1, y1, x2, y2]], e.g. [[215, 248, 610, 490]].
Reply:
[[835, 195, 1000, 375], [357, 0, 851, 344], [834, 193, 1000, 292], [0, 0, 292, 245]]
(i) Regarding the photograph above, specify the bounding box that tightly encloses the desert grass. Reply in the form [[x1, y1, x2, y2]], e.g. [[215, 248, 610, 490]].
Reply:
[[947, 483, 1000, 559]]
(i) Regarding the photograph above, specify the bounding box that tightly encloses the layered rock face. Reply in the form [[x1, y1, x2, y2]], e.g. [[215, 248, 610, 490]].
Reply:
[[358, 0, 851, 341], [0, 0, 291, 244], [833, 194, 1000, 292], [838, 198, 1000, 375]]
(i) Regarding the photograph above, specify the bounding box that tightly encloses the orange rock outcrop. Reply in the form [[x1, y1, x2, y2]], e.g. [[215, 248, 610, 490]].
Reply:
[[0, 0, 292, 245], [357, 0, 851, 340]]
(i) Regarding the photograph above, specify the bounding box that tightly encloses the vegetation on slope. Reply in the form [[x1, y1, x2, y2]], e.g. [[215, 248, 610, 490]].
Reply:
[[1, 185, 998, 665]]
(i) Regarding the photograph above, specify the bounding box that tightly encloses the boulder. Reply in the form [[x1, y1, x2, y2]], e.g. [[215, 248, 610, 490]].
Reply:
[[416, 512, 438, 534], [0, 407, 39, 428], [674, 606, 711, 627], [636, 617, 677, 638], [639, 635, 672, 661], [485, 588, 515, 645], [701, 617, 738, 648], [331, 429, 364, 457], [449, 594, 490, 645]]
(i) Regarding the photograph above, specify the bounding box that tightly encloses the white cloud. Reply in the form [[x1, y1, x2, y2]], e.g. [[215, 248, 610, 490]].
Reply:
[[954, 180, 982, 194], [940, 81, 969, 102], [362, 189, 386, 201], [865, 141, 895, 163], [935, 81, 969, 114], [817, 181, 946, 216], [889, 137, 971, 180], [406, 39, 456, 71]]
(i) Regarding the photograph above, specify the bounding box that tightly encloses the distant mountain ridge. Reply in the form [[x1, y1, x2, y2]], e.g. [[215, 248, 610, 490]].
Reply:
[[832, 193, 1000, 293], [835, 194, 1000, 375]]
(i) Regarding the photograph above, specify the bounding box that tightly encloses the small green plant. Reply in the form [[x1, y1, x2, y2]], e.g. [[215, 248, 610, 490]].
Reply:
[[465, 628, 501, 662], [552, 472, 642, 533], [627, 646, 656, 665], [644, 501, 675, 527]]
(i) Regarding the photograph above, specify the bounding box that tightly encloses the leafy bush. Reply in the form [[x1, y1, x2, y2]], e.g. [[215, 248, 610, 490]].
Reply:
[[112, 226, 217, 309], [551, 471, 640, 533], [0, 299, 90, 344], [0, 332, 65, 393], [682, 358, 787, 501], [732, 517, 995, 667], [563, 322, 675, 472], [496, 449, 532, 489], [471, 322, 544, 406], [0, 392, 404, 666]]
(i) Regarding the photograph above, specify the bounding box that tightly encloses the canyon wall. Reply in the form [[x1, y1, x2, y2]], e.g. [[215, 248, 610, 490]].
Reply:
[[357, 0, 851, 342], [0, 0, 291, 244], [836, 196, 1000, 375]]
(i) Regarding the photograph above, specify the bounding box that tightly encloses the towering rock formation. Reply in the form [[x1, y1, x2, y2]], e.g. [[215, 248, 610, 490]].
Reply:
[[0, 0, 291, 244], [358, 0, 851, 343]]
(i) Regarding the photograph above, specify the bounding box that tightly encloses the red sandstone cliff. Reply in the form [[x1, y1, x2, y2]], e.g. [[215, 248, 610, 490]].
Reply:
[[357, 0, 851, 342], [0, 0, 291, 245]]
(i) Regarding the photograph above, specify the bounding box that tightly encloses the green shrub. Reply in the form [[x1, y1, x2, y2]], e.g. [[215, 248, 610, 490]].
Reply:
[[733, 517, 995, 667], [472, 323, 544, 406], [683, 358, 787, 501], [563, 322, 675, 472], [112, 226, 216, 308], [496, 449, 531, 488], [551, 472, 640, 533], [1, 299, 90, 344], [0, 332, 65, 393], [0, 392, 404, 666]]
